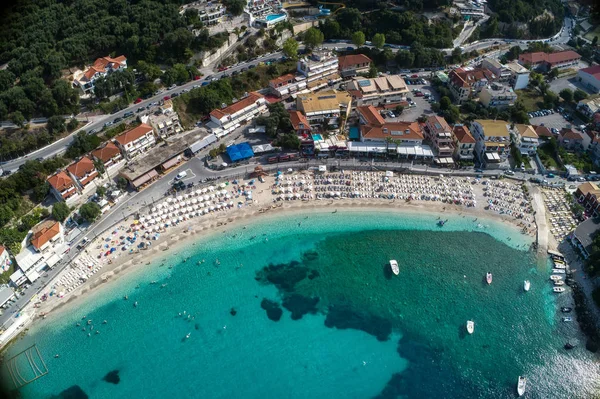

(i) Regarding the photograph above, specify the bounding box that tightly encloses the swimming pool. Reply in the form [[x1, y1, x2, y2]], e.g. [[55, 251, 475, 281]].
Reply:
[[312, 134, 323, 141], [265, 13, 287, 22]]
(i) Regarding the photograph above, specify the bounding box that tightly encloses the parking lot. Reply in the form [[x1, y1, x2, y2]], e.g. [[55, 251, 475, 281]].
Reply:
[[528, 109, 585, 132], [549, 75, 596, 96], [385, 81, 437, 122]]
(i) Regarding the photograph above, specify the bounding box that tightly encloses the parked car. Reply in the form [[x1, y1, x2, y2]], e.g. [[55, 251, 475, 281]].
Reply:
[[123, 111, 134, 118], [103, 121, 113, 128], [169, 84, 177, 90], [171, 93, 179, 98], [137, 107, 145, 113], [113, 117, 122, 123], [175, 171, 187, 180], [134, 98, 142, 104], [163, 96, 171, 101]]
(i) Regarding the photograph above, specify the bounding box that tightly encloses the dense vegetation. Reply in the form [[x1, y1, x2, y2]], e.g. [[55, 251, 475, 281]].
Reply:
[[471, 0, 564, 40], [321, 9, 456, 49]]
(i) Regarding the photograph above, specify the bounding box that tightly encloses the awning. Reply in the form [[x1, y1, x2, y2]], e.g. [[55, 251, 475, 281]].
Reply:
[[132, 170, 159, 188], [45, 254, 61, 268], [25, 268, 40, 283], [162, 156, 181, 170]]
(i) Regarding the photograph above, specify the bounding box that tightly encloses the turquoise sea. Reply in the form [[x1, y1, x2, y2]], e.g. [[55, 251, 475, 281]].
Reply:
[[2, 209, 599, 398]]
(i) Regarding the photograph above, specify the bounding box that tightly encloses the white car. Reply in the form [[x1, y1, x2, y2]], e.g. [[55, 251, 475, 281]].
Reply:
[[175, 171, 187, 180]]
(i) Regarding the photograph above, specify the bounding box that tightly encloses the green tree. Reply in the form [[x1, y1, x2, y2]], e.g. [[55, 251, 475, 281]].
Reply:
[[548, 68, 559, 80], [559, 88, 573, 103], [67, 118, 79, 132], [282, 38, 299, 60], [8, 111, 26, 127], [65, 131, 101, 159], [117, 176, 128, 190], [352, 31, 366, 48], [136, 61, 163, 81], [574, 89, 588, 102], [96, 186, 107, 198], [223, 0, 245, 16], [47, 115, 66, 134], [439, 96, 451, 110], [372, 33, 385, 49], [79, 202, 101, 223], [368, 64, 378, 78], [543, 91, 558, 108], [304, 28, 324, 49], [52, 202, 71, 222], [395, 105, 404, 115]]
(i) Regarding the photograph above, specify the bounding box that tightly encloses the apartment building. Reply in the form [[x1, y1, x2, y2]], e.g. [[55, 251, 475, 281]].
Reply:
[[296, 90, 352, 128], [297, 52, 339, 84], [346, 75, 409, 106], [452, 124, 476, 161], [73, 55, 127, 94], [471, 120, 511, 165], [448, 67, 498, 104], [268, 74, 307, 98], [504, 62, 530, 90], [207, 92, 267, 138], [338, 54, 372, 78], [512, 124, 539, 155], [66, 156, 100, 192], [47, 171, 80, 204], [91, 141, 124, 172], [478, 83, 517, 108], [114, 123, 157, 159], [425, 115, 454, 158]]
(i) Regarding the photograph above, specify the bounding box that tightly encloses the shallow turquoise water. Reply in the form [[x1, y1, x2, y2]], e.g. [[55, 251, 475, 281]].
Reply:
[[3, 210, 599, 398]]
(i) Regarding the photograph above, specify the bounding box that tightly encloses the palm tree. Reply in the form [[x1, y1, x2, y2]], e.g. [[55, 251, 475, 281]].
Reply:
[[385, 137, 394, 157]]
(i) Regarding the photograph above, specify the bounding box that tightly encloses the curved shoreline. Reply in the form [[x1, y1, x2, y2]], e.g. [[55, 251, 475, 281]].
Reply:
[[25, 198, 535, 330]]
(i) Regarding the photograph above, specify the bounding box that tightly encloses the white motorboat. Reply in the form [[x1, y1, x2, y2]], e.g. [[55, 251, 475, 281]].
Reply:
[[552, 268, 566, 274], [486, 272, 492, 285], [553, 263, 566, 269], [553, 287, 566, 293], [554, 280, 565, 286], [466, 320, 474, 334], [562, 317, 572, 322], [550, 275, 563, 281], [389, 260, 399, 275], [517, 376, 527, 396], [523, 280, 530, 292]]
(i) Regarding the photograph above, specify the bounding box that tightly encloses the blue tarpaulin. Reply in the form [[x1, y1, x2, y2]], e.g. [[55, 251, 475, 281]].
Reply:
[[226, 143, 254, 162]]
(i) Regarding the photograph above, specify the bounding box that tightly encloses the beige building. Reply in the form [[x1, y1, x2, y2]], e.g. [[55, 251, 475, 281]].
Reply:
[[512, 124, 539, 155], [425, 115, 454, 158], [296, 90, 352, 129], [452, 124, 476, 161], [114, 123, 156, 159], [346, 75, 409, 106], [478, 83, 517, 108]]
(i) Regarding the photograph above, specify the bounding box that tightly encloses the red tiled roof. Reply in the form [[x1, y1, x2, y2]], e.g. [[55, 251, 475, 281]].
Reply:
[[519, 50, 581, 66], [361, 121, 423, 141], [269, 74, 295, 87], [289, 111, 311, 131], [114, 123, 154, 145], [427, 115, 451, 134], [580, 65, 600, 80], [66, 156, 96, 179], [31, 221, 61, 250], [210, 92, 263, 120], [450, 67, 497, 89], [356, 105, 385, 126], [453, 124, 475, 143], [47, 171, 75, 192], [560, 128, 583, 140], [92, 142, 121, 163], [533, 125, 553, 137], [0, 245, 5, 256], [338, 54, 372, 70]]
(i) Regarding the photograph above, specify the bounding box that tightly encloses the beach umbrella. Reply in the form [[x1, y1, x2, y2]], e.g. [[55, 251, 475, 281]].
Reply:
[[208, 186, 215, 191], [203, 194, 210, 201], [209, 206, 215, 211], [202, 209, 208, 214], [151, 207, 157, 212]]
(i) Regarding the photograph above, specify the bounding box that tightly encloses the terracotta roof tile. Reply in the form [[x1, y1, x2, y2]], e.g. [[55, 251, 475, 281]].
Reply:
[[47, 171, 75, 192], [533, 125, 553, 137], [210, 92, 263, 120], [453, 124, 475, 143], [338, 54, 372, 70], [31, 221, 61, 250], [361, 121, 423, 141], [560, 128, 583, 140], [92, 142, 122, 163], [114, 123, 154, 145], [289, 111, 311, 131], [269, 74, 296, 87], [427, 115, 451, 134], [356, 105, 385, 126], [66, 156, 96, 179], [580, 65, 600, 80]]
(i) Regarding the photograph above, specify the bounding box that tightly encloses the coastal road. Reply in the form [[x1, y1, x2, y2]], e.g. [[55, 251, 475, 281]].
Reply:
[[0, 51, 284, 174]]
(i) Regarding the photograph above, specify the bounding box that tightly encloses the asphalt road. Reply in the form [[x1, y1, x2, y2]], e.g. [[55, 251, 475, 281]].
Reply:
[[1, 51, 284, 173]]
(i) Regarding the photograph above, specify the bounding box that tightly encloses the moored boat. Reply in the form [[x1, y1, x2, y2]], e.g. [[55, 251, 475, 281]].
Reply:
[[564, 342, 575, 350], [561, 307, 572, 313], [562, 317, 572, 322], [517, 376, 526, 396], [466, 320, 474, 334], [550, 275, 563, 281], [553, 287, 566, 293], [523, 280, 530, 292], [552, 268, 566, 274], [554, 280, 565, 286], [486, 272, 492, 285], [389, 260, 399, 275], [553, 263, 566, 269]]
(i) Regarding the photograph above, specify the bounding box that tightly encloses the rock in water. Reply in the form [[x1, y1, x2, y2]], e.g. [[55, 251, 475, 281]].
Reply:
[[260, 299, 283, 321], [49, 385, 89, 399], [282, 294, 319, 320], [103, 370, 120, 384], [230, 307, 237, 316]]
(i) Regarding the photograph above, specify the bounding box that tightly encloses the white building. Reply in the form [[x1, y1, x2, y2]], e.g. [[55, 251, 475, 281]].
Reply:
[[452, 124, 476, 161], [73, 55, 127, 95], [47, 171, 80, 204], [578, 65, 600, 94], [268, 74, 307, 98], [67, 156, 100, 195], [11, 221, 66, 286], [512, 124, 539, 156], [577, 97, 600, 118], [91, 142, 125, 172], [207, 92, 267, 138], [471, 120, 511, 165], [504, 62, 530, 90], [346, 75, 409, 106], [297, 52, 339, 85], [114, 123, 156, 160], [0, 246, 11, 275]]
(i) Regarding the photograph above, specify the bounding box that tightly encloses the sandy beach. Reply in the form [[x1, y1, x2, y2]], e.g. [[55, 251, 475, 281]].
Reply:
[[28, 171, 539, 325]]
